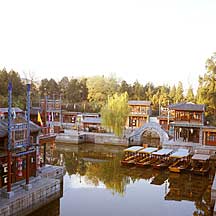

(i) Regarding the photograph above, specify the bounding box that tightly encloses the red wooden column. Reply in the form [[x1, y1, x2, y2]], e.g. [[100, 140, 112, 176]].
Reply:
[[26, 148, 30, 185], [7, 151, 12, 192]]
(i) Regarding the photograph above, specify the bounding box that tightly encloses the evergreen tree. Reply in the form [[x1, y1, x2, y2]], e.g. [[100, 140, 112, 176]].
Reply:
[[186, 85, 195, 102], [175, 81, 184, 103], [169, 85, 176, 104]]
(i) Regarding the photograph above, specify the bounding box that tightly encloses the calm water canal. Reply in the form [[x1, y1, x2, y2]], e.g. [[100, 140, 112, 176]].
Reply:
[[32, 143, 215, 216]]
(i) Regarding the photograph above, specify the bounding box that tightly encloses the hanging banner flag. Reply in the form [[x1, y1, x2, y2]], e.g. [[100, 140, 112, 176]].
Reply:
[[37, 112, 43, 126]]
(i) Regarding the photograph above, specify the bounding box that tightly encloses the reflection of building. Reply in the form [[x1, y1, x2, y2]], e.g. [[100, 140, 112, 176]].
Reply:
[[169, 103, 205, 143], [127, 100, 152, 128], [165, 173, 210, 204]]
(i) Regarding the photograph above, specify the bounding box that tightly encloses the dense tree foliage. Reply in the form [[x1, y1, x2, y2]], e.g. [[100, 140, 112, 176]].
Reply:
[[1, 52, 216, 124], [0, 68, 26, 108], [196, 52, 216, 125]]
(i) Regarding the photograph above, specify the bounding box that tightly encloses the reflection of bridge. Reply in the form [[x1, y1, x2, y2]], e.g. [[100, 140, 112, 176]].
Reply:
[[128, 122, 169, 146]]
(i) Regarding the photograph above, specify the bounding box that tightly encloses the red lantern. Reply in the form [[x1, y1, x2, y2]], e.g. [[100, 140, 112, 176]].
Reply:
[[17, 157, 23, 177], [36, 146, 41, 170]]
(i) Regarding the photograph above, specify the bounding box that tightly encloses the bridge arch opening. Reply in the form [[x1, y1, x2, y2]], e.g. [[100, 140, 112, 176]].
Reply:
[[141, 129, 160, 148], [128, 122, 169, 146]]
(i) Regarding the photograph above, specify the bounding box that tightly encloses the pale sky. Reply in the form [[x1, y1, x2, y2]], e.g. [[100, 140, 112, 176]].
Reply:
[[0, 0, 216, 90]]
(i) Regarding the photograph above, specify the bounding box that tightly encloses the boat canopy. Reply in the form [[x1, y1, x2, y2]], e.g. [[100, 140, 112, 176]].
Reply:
[[152, 148, 173, 156], [139, 147, 158, 154], [170, 149, 190, 158], [123, 146, 144, 152], [192, 154, 210, 161]]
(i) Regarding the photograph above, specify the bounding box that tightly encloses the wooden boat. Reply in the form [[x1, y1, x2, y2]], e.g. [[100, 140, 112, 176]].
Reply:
[[168, 149, 190, 173], [151, 149, 173, 169], [135, 147, 158, 166], [121, 146, 144, 166], [140, 157, 158, 167], [190, 154, 210, 176]]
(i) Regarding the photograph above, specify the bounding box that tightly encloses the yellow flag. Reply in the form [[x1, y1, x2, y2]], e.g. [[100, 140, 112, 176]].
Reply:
[[37, 112, 43, 126]]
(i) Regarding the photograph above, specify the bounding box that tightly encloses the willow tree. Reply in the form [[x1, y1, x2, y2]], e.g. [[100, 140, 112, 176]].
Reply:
[[101, 92, 130, 137]]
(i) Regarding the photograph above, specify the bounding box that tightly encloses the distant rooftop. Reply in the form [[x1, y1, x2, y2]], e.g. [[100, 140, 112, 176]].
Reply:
[[169, 102, 205, 112], [0, 107, 23, 113], [82, 117, 101, 124], [128, 100, 151, 106]]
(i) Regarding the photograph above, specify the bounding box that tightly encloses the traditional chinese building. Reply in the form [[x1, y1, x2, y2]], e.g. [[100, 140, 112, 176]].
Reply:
[[202, 126, 216, 146], [127, 100, 152, 128], [40, 96, 62, 127], [169, 102, 205, 143], [31, 96, 62, 133], [0, 115, 41, 188], [0, 83, 57, 192], [157, 106, 175, 131], [82, 117, 102, 132]]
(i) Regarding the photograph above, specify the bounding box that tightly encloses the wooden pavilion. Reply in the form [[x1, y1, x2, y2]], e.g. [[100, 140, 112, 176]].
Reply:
[[127, 100, 152, 128], [169, 102, 205, 143]]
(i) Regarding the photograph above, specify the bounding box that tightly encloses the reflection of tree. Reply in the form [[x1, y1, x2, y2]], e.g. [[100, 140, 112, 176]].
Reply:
[[85, 155, 130, 195], [64, 152, 79, 175]]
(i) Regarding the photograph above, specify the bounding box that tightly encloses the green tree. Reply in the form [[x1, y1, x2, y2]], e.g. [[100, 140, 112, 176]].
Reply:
[[39, 79, 49, 96], [66, 78, 81, 103], [196, 52, 216, 124], [186, 85, 195, 102], [58, 76, 70, 102], [169, 85, 176, 104], [119, 80, 130, 94], [175, 81, 184, 103], [144, 82, 155, 101], [0, 68, 26, 108], [79, 78, 88, 101], [132, 80, 144, 100], [87, 75, 119, 110], [101, 92, 129, 136]]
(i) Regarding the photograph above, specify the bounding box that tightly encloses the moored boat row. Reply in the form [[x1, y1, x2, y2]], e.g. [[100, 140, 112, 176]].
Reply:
[[121, 146, 211, 176]]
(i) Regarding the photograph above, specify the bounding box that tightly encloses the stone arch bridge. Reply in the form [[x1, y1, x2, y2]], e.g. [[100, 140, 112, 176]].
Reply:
[[127, 122, 169, 146]]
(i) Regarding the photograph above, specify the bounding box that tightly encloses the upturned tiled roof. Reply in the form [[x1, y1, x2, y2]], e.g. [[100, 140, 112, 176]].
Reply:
[[169, 103, 205, 111], [0, 115, 41, 138]]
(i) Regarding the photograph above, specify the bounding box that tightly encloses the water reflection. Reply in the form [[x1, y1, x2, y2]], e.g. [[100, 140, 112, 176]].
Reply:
[[45, 143, 214, 216], [28, 199, 60, 216]]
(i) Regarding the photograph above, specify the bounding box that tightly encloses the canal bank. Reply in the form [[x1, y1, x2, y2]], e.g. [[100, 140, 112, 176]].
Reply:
[[56, 129, 128, 146], [0, 165, 64, 216]]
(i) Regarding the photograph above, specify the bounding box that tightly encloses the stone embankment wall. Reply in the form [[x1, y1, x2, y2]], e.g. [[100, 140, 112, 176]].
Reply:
[[56, 130, 128, 146], [0, 166, 64, 216]]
